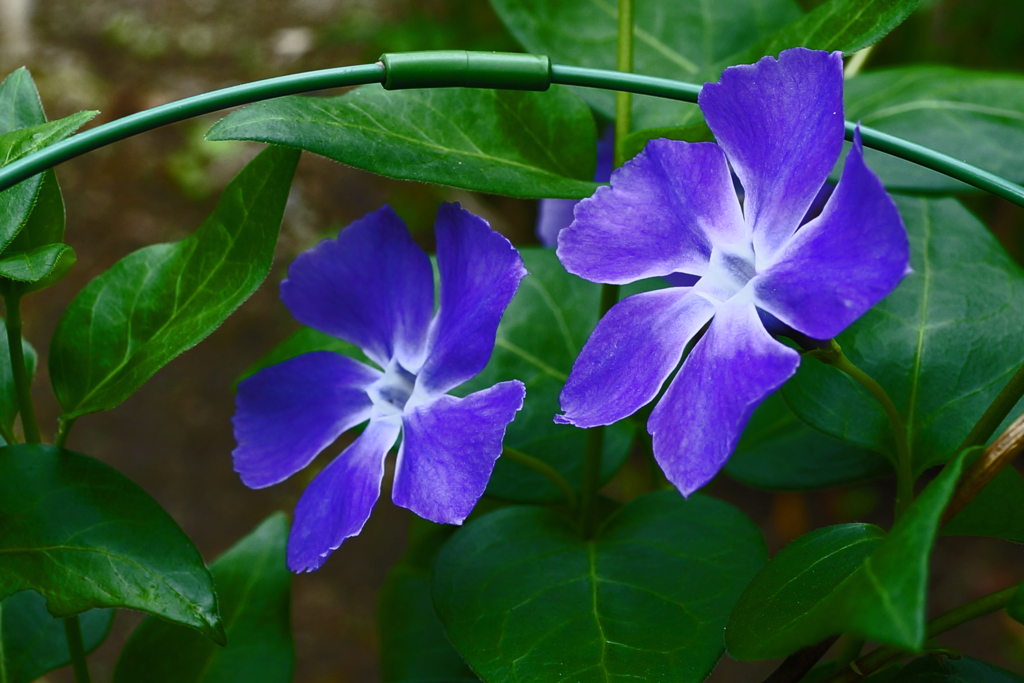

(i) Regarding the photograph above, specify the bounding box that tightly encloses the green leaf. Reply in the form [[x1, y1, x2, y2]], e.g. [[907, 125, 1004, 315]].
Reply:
[[0, 590, 113, 683], [49, 145, 300, 420], [207, 86, 598, 199], [112, 513, 294, 683], [726, 523, 885, 659], [487, 0, 801, 129], [727, 0, 920, 66], [843, 66, 1024, 192], [1007, 583, 1024, 625], [458, 248, 635, 503], [784, 197, 1024, 473], [728, 451, 965, 659], [0, 111, 98, 169], [942, 464, 1024, 544], [379, 519, 477, 683], [432, 490, 766, 682], [0, 318, 36, 439], [0, 68, 46, 134], [892, 656, 1024, 682], [0, 444, 223, 642], [0, 243, 74, 283], [725, 392, 892, 491]]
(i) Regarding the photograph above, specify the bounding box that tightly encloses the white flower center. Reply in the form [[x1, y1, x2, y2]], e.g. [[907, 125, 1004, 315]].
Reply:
[[368, 361, 419, 419], [694, 241, 758, 306]]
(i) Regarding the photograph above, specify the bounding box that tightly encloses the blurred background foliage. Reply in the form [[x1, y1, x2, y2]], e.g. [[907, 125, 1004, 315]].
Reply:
[[0, 0, 1021, 681]]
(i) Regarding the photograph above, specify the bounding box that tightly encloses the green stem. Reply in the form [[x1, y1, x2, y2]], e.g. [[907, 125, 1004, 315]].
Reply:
[[956, 361, 1024, 454], [808, 340, 913, 520], [63, 616, 92, 683], [3, 295, 40, 444], [822, 586, 1017, 682], [614, 0, 634, 168], [0, 418, 15, 447], [55, 418, 76, 449], [0, 601, 8, 683], [502, 447, 577, 508]]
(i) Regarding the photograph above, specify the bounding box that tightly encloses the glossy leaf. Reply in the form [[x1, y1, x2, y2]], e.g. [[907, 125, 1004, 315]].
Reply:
[[784, 197, 1024, 473], [379, 519, 477, 683], [0, 68, 46, 135], [457, 248, 635, 503], [620, 123, 715, 164], [0, 243, 74, 283], [488, 0, 801, 129], [728, 451, 965, 659], [0, 318, 36, 439], [207, 86, 598, 199], [942, 465, 1024, 544], [891, 656, 1024, 682], [0, 111, 97, 168], [728, 0, 920, 66], [0, 445, 223, 642], [0, 590, 113, 683], [726, 523, 884, 659], [50, 145, 300, 419], [1007, 583, 1024, 626], [843, 66, 1024, 192], [433, 491, 766, 683], [726, 393, 892, 491], [113, 513, 294, 683]]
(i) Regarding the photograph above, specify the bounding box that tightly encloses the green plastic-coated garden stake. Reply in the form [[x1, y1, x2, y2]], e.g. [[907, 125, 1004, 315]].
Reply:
[[0, 52, 1023, 211], [380, 51, 550, 91]]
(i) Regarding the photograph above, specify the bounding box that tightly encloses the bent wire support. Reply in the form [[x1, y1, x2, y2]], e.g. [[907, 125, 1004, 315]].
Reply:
[[0, 50, 1022, 209]]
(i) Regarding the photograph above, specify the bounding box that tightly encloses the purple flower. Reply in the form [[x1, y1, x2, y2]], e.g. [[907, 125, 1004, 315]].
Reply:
[[536, 126, 615, 247], [233, 203, 527, 572], [554, 48, 910, 496]]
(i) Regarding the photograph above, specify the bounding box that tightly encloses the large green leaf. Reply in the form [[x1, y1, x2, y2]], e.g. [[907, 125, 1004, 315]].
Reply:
[[432, 491, 766, 682], [0, 445, 223, 642], [842, 66, 1024, 192], [784, 197, 1024, 473], [379, 519, 477, 683], [0, 317, 36, 440], [728, 0, 921, 66], [208, 86, 598, 199], [457, 248, 635, 503], [49, 145, 299, 419], [725, 392, 892, 491], [728, 451, 965, 659], [112, 513, 294, 683], [487, 0, 801, 129], [0, 590, 113, 683], [0, 243, 74, 283], [942, 465, 1024, 544]]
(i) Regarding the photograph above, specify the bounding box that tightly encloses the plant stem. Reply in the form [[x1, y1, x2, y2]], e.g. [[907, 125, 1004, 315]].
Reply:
[[63, 616, 92, 683], [502, 447, 577, 508], [942, 412, 1024, 525], [614, 0, 634, 168], [55, 417, 76, 449], [0, 600, 8, 683], [3, 294, 40, 444], [808, 340, 913, 519], [761, 636, 839, 683], [821, 585, 1017, 682]]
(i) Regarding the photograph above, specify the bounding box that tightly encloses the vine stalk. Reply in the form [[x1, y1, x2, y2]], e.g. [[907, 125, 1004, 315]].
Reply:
[[502, 447, 577, 508], [63, 616, 92, 683]]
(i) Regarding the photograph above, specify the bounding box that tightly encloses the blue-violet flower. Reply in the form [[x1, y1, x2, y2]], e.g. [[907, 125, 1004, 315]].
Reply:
[[554, 48, 911, 496], [233, 203, 527, 572], [536, 126, 615, 247]]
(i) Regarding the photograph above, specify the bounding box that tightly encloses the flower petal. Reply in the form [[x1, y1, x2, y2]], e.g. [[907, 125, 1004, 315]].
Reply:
[[557, 140, 745, 284], [649, 302, 800, 496], [287, 418, 401, 572], [393, 380, 525, 524], [753, 130, 910, 340], [417, 203, 527, 396], [536, 198, 578, 248], [232, 351, 379, 488], [556, 288, 716, 428], [280, 205, 434, 369], [700, 48, 844, 264]]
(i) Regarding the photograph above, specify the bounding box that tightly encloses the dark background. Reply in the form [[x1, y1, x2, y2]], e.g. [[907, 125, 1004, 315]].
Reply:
[[1, 0, 1023, 680]]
